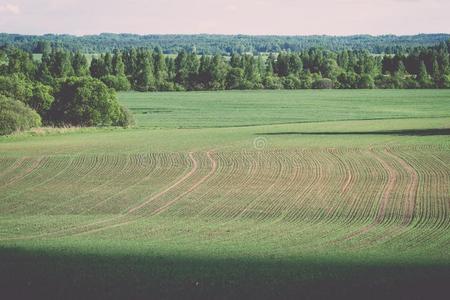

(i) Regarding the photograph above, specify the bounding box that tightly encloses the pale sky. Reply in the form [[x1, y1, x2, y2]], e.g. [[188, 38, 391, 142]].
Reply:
[[0, 0, 449, 36]]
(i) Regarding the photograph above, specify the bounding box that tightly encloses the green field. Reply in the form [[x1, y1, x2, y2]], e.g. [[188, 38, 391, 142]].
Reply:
[[1, 90, 450, 299]]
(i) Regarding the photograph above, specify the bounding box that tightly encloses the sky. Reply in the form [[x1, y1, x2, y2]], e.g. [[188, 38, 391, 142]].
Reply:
[[0, 0, 449, 36]]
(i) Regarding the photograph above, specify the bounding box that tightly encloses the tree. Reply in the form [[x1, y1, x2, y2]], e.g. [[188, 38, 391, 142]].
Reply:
[[72, 51, 89, 76], [0, 95, 41, 135], [48, 49, 74, 78], [90, 57, 107, 78], [0, 74, 54, 114], [49, 77, 133, 127], [152, 47, 168, 88], [30, 82, 54, 115], [274, 52, 290, 77], [197, 55, 213, 89], [103, 53, 113, 76], [185, 52, 200, 90], [210, 54, 228, 90], [174, 50, 188, 87], [0, 74, 33, 101], [226, 67, 244, 89], [133, 50, 156, 91], [289, 53, 303, 75], [100, 50, 132, 91], [432, 58, 444, 88], [112, 50, 126, 76], [417, 61, 432, 88]]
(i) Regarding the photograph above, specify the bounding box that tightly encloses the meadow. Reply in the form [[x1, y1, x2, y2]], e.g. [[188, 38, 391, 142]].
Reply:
[[0, 90, 449, 299]]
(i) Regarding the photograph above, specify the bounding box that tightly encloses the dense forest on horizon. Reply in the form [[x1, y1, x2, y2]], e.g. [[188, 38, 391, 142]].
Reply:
[[2, 33, 450, 54]]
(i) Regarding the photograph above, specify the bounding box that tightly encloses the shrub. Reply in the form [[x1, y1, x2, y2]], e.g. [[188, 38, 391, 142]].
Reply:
[[312, 78, 334, 89], [282, 74, 301, 89], [263, 75, 283, 89], [0, 96, 41, 135], [116, 106, 136, 128], [100, 75, 131, 91], [358, 74, 375, 89]]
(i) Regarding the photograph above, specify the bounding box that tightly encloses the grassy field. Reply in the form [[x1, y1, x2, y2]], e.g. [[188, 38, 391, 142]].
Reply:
[[0, 90, 449, 299]]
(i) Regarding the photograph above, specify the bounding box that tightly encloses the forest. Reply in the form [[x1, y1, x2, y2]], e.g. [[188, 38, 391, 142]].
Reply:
[[2, 33, 450, 54]]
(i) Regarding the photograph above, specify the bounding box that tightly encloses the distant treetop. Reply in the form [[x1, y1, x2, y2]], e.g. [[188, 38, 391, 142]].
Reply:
[[1, 33, 450, 54]]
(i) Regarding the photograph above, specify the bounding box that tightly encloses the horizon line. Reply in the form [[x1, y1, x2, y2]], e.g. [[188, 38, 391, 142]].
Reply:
[[2, 32, 450, 38]]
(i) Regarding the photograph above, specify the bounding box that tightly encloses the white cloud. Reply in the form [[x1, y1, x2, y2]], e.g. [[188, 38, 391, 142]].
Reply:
[[0, 3, 20, 15]]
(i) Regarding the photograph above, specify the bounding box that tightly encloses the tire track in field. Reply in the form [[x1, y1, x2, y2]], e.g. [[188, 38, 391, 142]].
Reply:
[[331, 148, 398, 244], [2, 156, 77, 213], [384, 148, 418, 226], [334, 147, 421, 250], [71, 150, 217, 236], [57, 152, 200, 235], [375, 147, 447, 249], [151, 151, 217, 216], [350, 148, 421, 249], [0, 152, 197, 241], [0, 157, 46, 189], [0, 150, 218, 240], [80, 153, 169, 214], [0, 157, 25, 178]]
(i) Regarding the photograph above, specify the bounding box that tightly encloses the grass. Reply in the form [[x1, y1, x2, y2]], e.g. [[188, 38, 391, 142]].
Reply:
[[119, 89, 450, 128], [0, 90, 449, 299]]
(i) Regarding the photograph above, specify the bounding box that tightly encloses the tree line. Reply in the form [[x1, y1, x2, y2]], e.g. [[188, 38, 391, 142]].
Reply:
[[2, 33, 450, 54], [34, 43, 450, 91]]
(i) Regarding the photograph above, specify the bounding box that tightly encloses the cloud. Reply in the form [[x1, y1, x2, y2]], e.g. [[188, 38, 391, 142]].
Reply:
[[0, 3, 20, 14]]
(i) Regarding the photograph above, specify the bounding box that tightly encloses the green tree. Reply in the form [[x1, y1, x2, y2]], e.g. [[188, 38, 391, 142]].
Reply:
[[72, 51, 89, 76], [90, 57, 106, 78], [112, 51, 126, 76], [30, 82, 54, 115], [431, 58, 443, 88], [174, 50, 188, 87], [134, 50, 156, 91], [49, 49, 74, 78], [417, 61, 432, 88], [152, 48, 168, 88], [49, 77, 132, 126], [226, 67, 244, 89]]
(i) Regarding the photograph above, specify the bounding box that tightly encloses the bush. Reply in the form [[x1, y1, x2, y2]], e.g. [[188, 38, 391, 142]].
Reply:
[[100, 75, 131, 91], [375, 75, 404, 89], [443, 75, 450, 88], [116, 106, 136, 128], [358, 74, 375, 89], [312, 78, 334, 89], [299, 73, 314, 89], [0, 96, 41, 135], [48, 77, 134, 127], [282, 74, 301, 89], [263, 75, 283, 89]]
